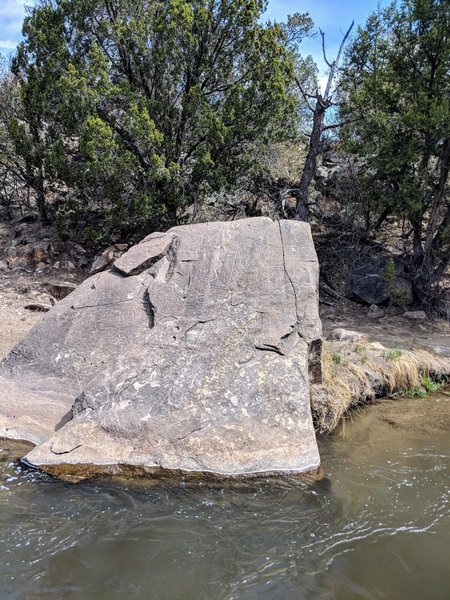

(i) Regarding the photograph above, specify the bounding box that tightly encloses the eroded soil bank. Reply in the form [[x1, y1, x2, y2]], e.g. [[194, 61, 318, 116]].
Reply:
[[313, 336, 450, 433]]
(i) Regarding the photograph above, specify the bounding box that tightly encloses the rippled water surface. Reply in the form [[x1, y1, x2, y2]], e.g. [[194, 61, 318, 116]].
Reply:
[[1, 393, 449, 600]]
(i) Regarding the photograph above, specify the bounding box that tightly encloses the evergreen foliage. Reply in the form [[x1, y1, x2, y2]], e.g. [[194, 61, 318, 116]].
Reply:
[[340, 0, 450, 306], [0, 0, 449, 309], [10, 0, 297, 238]]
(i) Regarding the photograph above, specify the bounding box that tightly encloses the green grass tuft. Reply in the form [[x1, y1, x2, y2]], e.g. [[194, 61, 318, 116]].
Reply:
[[384, 349, 403, 361], [401, 386, 427, 398], [420, 376, 439, 393]]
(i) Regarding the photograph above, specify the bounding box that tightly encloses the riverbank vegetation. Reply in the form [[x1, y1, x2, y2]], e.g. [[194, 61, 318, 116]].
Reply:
[[312, 338, 450, 432], [0, 0, 448, 312]]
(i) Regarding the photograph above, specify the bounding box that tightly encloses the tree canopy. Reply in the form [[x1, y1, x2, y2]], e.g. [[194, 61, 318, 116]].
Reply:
[[1, 0, 449, 309], [340, 0, 450, 306], [11, 0, 297, 238]]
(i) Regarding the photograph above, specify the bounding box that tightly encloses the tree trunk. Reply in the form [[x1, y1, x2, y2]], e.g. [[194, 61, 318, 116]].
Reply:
[[295, 21, 354, 221], [295, 102, 325, 221], [411, 138, 450, 309], [33, 166, 47, 223]]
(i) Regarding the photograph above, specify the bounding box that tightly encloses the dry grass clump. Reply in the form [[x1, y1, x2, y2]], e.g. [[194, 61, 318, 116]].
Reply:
[[311, 340, 450, 433]]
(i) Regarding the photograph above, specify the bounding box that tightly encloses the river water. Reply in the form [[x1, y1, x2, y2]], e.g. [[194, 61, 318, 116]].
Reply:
[[1, 392, 449, 600]]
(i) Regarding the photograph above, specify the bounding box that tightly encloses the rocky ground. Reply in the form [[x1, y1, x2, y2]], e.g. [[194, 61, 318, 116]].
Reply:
[[321, 299, 450, 356], [0, 218, 129, 359], [0, 279, 43, 359]]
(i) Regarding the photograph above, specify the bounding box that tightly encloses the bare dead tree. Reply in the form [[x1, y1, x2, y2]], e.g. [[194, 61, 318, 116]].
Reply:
[[295, 21, 354, 221]]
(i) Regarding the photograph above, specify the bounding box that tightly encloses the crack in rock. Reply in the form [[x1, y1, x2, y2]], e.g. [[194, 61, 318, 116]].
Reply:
[[142, 288, 155, 329], [50, 442, 83, 455]]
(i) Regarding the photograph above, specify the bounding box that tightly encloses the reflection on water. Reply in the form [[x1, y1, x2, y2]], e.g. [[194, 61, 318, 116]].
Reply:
[[1, 393, 449, 600]]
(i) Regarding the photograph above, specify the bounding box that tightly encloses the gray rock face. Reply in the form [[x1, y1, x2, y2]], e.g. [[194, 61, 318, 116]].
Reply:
[[402, 311, 427, 321], [348, 256, 413, 306], [0, 218, 322, 480], [327, 328, 369, 343]]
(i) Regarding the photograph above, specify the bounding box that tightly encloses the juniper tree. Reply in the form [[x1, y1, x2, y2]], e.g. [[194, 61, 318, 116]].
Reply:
[[340, 0, 450, 308], [12, 0, 297, 238]]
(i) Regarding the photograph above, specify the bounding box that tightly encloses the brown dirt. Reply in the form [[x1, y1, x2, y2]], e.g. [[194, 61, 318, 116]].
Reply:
[[321, 298, 450, 356], [0, 219, 87, 360], [0, 275, 43, 360], [363, 392, 450, 435]]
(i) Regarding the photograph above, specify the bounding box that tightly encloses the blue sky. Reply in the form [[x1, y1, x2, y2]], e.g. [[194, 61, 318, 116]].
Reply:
[[1, 0, 386, 73], [265, 0, 387, 86], [0, 0, 28, 54]]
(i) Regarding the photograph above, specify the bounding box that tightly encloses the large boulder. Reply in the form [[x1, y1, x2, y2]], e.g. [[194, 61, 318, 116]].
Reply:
[[348, 256, 413, 305], [0, 218, 322, 480]]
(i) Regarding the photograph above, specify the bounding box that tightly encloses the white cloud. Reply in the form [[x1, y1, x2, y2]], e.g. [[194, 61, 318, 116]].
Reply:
[[0, 0, 32, 53], [0, 0, 27, 21], [0, 39, 17, 49]]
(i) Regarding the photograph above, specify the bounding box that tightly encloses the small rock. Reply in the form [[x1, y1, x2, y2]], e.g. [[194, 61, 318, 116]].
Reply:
[[36, 261, 49, 271], [90, 254, 110, 274], [369, 342, 385, 350], [367, 304, 384, 319], [60, 260, 76, 271], [44, 281, 77, 300], [72, 244, 87, 255], [0, 260, 8, 271], [90, 246, 116, 274], [327, 328, 369, 343], [114, 243, 128, 251], [24, 302, 52, 312], [402, 310, 426, 320], [27, 291, 56, 306], [78, 257, 89, 269], [315, 165, 328, 181]]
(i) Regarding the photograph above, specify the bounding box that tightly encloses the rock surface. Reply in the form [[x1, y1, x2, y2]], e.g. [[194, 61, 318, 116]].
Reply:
[[327, 328, 369, 343], [402, 310, 427, 321], [348, 256, 413, 305], [0, 218, 322, 480], [367, 304, 384, 319]]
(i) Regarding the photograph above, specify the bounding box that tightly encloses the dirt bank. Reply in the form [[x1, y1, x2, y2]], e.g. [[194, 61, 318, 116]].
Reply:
[[312, 336, 450, 433], [321, 300, 450, 357]]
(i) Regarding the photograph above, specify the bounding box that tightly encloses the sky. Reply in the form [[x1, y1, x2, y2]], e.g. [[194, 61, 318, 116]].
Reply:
[[264, 0, 387, 88], [0, 0, 28, 54], [1, 0, 386, 75]]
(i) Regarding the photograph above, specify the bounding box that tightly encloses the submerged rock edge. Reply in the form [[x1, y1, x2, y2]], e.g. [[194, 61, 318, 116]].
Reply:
[[21, 457, 323, 484]]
